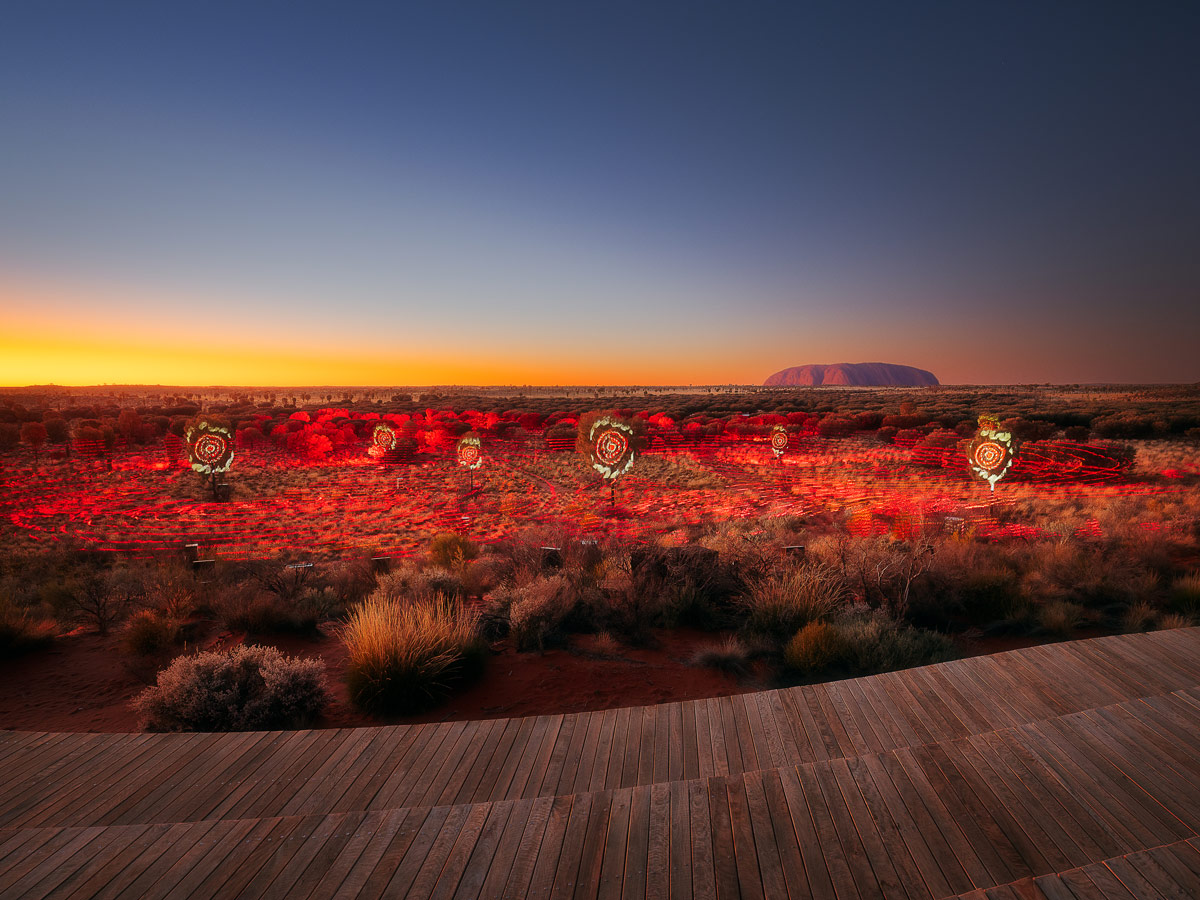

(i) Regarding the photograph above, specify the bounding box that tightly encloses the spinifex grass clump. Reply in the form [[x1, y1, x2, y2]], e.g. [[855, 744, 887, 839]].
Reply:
[[341, 594, 485, 715], [134, 644, 328, 731], [736, 564, 847, 637]]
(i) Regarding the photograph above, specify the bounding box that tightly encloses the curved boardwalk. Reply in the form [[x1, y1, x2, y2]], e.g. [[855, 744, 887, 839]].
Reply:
[[3, 628, 1200, 898]]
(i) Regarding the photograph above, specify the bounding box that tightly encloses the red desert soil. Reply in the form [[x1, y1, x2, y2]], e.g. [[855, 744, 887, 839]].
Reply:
[[0, 625, 1075, 734]]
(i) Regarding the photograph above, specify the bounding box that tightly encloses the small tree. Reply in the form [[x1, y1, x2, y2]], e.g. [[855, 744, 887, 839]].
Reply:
[[20, 421, 47, 464]]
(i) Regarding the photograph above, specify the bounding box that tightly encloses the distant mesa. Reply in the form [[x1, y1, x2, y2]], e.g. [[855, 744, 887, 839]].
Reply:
[[764, 362, 940, 387]]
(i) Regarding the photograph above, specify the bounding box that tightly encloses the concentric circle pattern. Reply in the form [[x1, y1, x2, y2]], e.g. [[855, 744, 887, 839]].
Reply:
[[594, 429, 629, 467], [973, 440, 1005, 472]]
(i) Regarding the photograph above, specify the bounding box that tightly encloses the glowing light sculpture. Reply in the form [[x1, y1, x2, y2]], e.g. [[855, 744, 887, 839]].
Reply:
[[770, 424, 789, 460], [368, 422, 397, 460], [457, 432, 482, 488], [185, 420, 234, 500], [585, 415, 637, 505], [969, 415, 1015, 492]]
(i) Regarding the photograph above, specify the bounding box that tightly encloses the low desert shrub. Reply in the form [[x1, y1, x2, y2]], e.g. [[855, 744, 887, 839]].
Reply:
[[508, 575, 585, 651], [784, 622, 846, 674], [834, 611, 959, 674], [214, 587, 324, 635], [341, 595, 485, 715], [1156, 613, 1194, 631], [0, 595, 55, 658], [1170, 573, 1200, 617], [428, 532, 479, 568], [1121, 600, 1158, 634], [1037, 600, 1086, 637], [737, 565, 846, 637], [122, 609, 182, 656], [690, 636, 750, 675], [134, 644, 328, 731]]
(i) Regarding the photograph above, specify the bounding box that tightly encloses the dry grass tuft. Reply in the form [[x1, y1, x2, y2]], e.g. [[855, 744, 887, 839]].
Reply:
[[341, 594, 484, 715]]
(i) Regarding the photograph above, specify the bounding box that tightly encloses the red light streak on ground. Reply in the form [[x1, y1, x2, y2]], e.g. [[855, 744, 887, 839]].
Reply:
[[0, 421, 1189, 561]]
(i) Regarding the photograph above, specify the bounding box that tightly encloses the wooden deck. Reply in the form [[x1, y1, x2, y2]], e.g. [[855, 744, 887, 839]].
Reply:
[[2, 627, 1199, 898]]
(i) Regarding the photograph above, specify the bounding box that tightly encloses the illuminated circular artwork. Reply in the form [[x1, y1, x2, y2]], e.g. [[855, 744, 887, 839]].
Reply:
[[594, 429, 628, 467], [973, 441, 1005, 472], [588, 416, 636, 482], [368, 423, 396, 459], [968, 417, 1015, 489], [457, 434, 482, 470], [185, 422, 235, 476], [372, 423, 396, 450], [770, 426, 788, 457]]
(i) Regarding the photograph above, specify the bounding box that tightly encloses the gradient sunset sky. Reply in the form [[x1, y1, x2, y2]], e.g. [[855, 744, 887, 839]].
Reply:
[[2, 3, 1198, 386]]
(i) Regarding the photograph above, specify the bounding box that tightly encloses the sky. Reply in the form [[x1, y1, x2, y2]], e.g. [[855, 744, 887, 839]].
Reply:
[[1, 2, 1198, 386]]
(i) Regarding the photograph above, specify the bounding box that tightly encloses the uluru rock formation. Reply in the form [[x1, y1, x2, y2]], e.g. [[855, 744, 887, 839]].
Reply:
[[764, 362, 939, 387]]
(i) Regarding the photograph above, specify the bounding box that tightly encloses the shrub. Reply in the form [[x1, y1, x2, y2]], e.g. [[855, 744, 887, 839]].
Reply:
[[1121, 600, 1158, 634], [133, 644, 328, 731], [1170, 573, 1200, 617], [0, 595, 55, 658], [1037, 600, 1086, 637], [122, 610, 182, 656], [736, 565, 847, 637], [214, 585, 328, 635], [784, 622, 846, 674], [341, 595, 484, 715], [834, 611, 959, 674], [508, 575, 582, 651], [428, 532, 479, 568], [1156, 613, 1194, 631], [690, 636, 750, 675]]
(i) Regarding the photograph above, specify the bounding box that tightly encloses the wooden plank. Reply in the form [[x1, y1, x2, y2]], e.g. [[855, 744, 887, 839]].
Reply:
[[823, 681, 879, 756], [680, 699, 701, 781], [635, 705, 657, 787], [510, 714, 564, 800], [795, 764, 863, 900], [0, 823, 109, 899], [393, 802, 481, 900], [954, 737, 1079, 872], [564, 709, 604, 796], [472, 796, 534, 899], [448, 717, 512, 806], [584, 708, 617, 793], [343, 807, 432, 900], [693, 697, 717, 779], [548, 789, 600, 899], [454, 799, 526, 900], [422, 718, 500, 808], [757, 767, 822, 900], [539, 713, 580, 797], [761, 691, 801, 767], [622, 783, 652, 900], [986, 730, 1128, 862], [596, 786, 632, 900], [1125, 846, 1200, 900], [511, 794, 571, 900], [914, 741, 1048, 882], [668, 780, 693, 899], [664, 702, 683, 782], [373, 803, 465, 899], [740, 770, 789, 900], [878, 749, 980, 894], [382, 720, 468, 808], [644, 783, 671, 899], [730, 693, 763, 774], [873, 672, 937, 749], [605, 706, 633, 791], [813, 759, 884, 900], [705, 776, 742, 900], [842, 754, 932, 900], [829, 756, 915, 900], [808, 683, 855, 759], [687, 778, 718, 900], [229, 813, 328, 900], [418, 800, 494, 900], [974, 731, 1107, 864]]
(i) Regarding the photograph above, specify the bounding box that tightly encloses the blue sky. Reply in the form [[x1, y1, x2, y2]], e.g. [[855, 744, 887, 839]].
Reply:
[[2, 2, 1198, 384]]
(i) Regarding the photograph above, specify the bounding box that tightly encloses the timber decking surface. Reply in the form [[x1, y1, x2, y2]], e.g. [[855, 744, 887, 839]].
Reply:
[[1, 628, 1198, 898]]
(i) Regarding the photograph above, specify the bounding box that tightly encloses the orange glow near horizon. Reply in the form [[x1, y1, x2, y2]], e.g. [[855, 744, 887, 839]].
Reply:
[[1, 278, 751, 386]]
